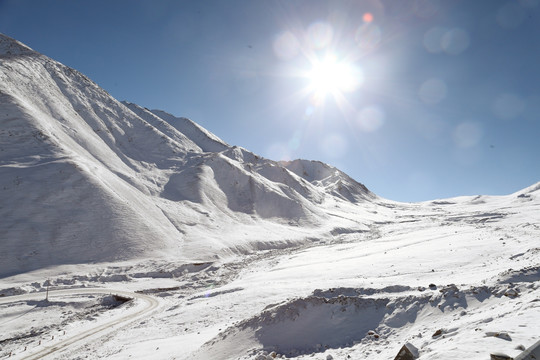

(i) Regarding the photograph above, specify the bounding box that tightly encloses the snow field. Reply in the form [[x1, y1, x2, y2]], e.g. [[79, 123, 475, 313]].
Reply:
[[1, 33, 539, 359]]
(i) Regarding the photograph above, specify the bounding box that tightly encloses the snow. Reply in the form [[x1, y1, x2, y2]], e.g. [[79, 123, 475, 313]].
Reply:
[[0, 32, 365, 276], [1, 33, 539, 359], [281, 159, 373, 203], [0, 34, 36, 57]]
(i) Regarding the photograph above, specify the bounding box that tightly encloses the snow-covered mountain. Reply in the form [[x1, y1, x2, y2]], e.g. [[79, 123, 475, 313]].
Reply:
[[0, 33, 374, 277], [1, 34, 539, 360]]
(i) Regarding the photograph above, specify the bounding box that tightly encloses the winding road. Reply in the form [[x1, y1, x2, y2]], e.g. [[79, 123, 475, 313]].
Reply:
[[0, 288, 159, 360]]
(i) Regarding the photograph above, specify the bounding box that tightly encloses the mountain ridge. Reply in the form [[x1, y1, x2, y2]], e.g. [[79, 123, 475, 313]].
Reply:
[[2, 33, 537, 279], [0, 33, 374, 277]]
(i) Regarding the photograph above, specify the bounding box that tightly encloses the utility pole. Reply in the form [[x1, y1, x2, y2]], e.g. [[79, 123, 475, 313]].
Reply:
[[45, 279, 49, 302]]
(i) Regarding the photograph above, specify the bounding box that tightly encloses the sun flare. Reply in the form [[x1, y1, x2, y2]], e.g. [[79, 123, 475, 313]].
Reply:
[[307, 54, 362, 99]]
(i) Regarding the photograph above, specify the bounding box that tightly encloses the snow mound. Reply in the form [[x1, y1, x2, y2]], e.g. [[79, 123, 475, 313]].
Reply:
[[497, 265, 540, 284], [197, 280, 540, 359], [197, 286, 427, 359], [197, 294, 390, 359], [247, 296, 389, 353]]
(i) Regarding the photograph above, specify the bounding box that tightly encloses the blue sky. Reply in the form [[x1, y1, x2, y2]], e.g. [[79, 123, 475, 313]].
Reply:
[[1, 0, 539, 202]]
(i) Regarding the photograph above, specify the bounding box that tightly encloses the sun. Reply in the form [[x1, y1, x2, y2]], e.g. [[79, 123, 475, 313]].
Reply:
[[307, 54, 363, 100]]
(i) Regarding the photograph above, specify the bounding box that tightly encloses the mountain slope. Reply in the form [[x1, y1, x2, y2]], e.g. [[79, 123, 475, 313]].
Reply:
[[0, 35, 187, 276], [1, 34, 539, 360], [282, 159, 373, 203], [0, 33, 374, 277]]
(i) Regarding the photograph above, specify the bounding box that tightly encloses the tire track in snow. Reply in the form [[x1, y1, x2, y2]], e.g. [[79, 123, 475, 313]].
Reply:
[[0, 288, 159, 360]]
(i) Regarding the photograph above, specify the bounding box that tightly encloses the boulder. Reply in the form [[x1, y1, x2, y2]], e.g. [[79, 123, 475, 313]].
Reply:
[[394, 343, 419, 360]]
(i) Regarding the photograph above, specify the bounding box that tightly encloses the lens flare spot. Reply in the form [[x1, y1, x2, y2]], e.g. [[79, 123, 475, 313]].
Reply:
[[363, 12, 374, 23], [357, 106, 385, 132], [424, 27, 469, 55], [273, 31, 300, 60], [423, 27, 447, 53], [419, 78, 447, 104], [441, 28, 470, 55], [453, 122, 483, 148]]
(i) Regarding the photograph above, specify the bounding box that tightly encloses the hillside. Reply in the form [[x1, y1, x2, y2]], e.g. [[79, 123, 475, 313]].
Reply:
[[0, 34, 538, 360], [0, 33, 374, 277]]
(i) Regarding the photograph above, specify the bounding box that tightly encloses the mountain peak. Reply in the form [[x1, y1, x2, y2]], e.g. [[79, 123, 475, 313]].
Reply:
[[0, 33, 37, 57]]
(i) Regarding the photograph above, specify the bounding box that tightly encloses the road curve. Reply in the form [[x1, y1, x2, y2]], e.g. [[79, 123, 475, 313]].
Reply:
[[1, 288, 159, 360]]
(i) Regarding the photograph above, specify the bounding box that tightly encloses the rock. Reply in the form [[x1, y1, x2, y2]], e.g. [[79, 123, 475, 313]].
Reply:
[[393, 343, 419, 360], [326, 355, 334, 360], [432, 329, 443, 338], [486, 332, 512, 341], [490, 352, 512, 360], [429, 283, 437, 290], [504, 288, 519, 298]]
